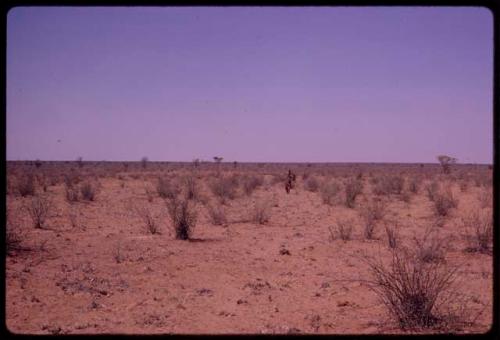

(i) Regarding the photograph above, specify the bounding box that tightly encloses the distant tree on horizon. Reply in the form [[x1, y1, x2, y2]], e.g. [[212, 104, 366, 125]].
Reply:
[[141, 156, 148, 169], [437, 155, 457, 174]]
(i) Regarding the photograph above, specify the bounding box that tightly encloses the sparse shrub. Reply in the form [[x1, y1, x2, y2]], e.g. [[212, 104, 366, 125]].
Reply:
[[16, 173, 36, 197], [334, 219, 354, 241], [64, 170, 82, 189], [413, 228, 447, 263], [207, 204, 228, 226], [251, 201, 271, 225], [183, 175, 200, 201], [459, 180, 468, 193], [462, 209, 492, 254], [141, 156, 148, 169], [385, 225, 398, 249], [408, 177, 420, 194], [305, 176, 320, 192], [157, 177, 180, 199], [210, 176, 238, 204], [6, 210, 24, 255], [425, 181, 440, 202], [65, 183, 79, 202], [242, 175, 264, 196], [400, 190, 411, 203], [113, 242, 125, 263], [477, 190, 492, 209], [433, 188, 457, 217], [166, 198, 197, 240], [37, 175, 48, 192], [145, 186, 155, 202], [68, 207, 79, 229], [372, 175, 404, 196], [363, 218, 376, 240], [80, 181, 97, 201], [363, 246, 459, 330], [344, 178, 363, 208], [135, 205, 160, 234], [362, 199, 386, 221], [360, 200, 386, 239], [320, 180, 340, 205], [27, 195, 51, 228]]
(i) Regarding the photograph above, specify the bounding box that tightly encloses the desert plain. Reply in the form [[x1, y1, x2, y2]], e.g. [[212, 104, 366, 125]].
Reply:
[[5, 160, 494, 334]]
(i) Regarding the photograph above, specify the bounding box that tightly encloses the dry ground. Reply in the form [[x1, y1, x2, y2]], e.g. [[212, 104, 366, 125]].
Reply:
[[5, 161, 493, 334]]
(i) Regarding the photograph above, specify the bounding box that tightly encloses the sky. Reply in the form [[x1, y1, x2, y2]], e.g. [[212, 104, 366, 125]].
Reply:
[[7, 7, 494, 163]]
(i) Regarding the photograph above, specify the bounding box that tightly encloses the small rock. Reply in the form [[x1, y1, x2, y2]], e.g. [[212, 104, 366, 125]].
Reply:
[[279, 248, 291, 255]]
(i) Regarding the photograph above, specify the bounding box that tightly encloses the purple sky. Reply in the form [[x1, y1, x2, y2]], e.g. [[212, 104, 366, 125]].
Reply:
[[7, 7, 493, 163]]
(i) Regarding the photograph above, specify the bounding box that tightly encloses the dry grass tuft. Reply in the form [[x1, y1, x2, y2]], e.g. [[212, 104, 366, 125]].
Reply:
[[372, 175, 404, 196], [320, 180, 340, 206], [16, 173, 36, 197], [344, 178, 363, 208], [304, 176, 320, 192], [462, 209, 492, 254], [210, 176, 239, 204], [385, 225, 399, 249], [26, 195, 51, 228], [166, 198, 197, 240], [207, 204, 228, 226], [363, 246, 460, 330], [80, 181, 98, 201], [433, 187, 458, 217], [332, 219, 354, 241], [250, 201, 271, 225], [157, 177, 180, 200], [135, 204, 160, 234]]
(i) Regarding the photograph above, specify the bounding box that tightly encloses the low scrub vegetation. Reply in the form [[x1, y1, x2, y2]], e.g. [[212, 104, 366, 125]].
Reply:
[[413, 228, 447, 263], [372, 175, 404, 196], [304, 176, 320, 192], [433, 187, 458, 217], [363, 246, 460, 330], [320, 180, 341, 206], [80, 181, 98, 201], [462, 209, 492, 254], [207, 204, 228, 226], [26, 195, 51, 228], [250, 201, 271, 225], [157, 177, 180, 200], [210, 176, 238, 204], [344, 178, 363, 208], [135, 205, 160, 234], [242, 175, 264, 196], [16, 173, 36, 197], [385, 225, 399, 249], [332, 219, 354, 241], [166, 198, 197, 240]]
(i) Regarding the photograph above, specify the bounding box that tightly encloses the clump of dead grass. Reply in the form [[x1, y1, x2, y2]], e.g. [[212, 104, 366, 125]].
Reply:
[[461, 209, 492, 254], [166, 198, 197, 240], [344, 178, 363, 208], [320, 180, 340, 206], [207, 204, 228, 226], [250, 201, 271, 225], [363, 246, 461, 331], [210, 176, 238, 204], [26, 195, 51, 229]]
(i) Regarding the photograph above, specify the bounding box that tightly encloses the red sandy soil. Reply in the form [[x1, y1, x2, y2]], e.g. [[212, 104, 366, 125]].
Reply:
[[5, 162, 493, 334]]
